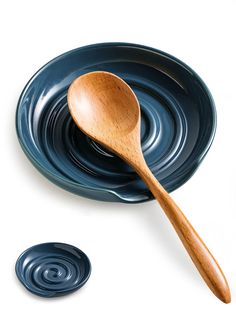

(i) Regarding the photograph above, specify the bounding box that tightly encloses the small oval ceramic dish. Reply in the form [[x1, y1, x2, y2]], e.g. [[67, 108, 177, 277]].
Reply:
[[16, 43, 216, 203], [15, 242, 91, 297]]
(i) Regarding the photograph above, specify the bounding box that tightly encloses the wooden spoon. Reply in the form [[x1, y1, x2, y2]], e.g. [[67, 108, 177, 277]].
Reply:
[[67, 71, 231, 303]]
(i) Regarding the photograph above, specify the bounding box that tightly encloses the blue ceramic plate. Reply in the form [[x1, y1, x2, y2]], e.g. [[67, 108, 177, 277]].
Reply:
[[15, 242, 91, 297], [16, 43, 216, 203]]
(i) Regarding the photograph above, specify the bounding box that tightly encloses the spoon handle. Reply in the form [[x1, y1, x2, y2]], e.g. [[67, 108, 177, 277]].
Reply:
[[133, 160, 231, 303]]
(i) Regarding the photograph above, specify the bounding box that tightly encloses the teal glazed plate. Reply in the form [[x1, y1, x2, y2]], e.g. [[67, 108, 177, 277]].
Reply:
[[15, 242, 91, 297], [16, 43, 216, 203]]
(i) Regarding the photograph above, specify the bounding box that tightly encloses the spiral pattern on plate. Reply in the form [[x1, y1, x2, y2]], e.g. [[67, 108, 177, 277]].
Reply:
[[15, 243, 91, 297], [16, 43, 216, 202]]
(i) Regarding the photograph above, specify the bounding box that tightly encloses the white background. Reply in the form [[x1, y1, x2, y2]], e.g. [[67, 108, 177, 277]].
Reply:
[[1, 0, 236, 313]]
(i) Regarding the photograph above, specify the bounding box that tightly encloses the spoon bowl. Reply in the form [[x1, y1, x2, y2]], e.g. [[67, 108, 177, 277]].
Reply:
[[68, 72, 141, 156]]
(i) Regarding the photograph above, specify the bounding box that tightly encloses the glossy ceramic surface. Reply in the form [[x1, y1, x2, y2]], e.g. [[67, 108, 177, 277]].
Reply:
[[16, 43, 216, 203], [15, 242, 91, 297]]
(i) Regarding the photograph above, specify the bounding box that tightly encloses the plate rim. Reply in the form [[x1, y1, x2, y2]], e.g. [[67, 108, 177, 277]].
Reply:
[[15, 42, 217, 203]]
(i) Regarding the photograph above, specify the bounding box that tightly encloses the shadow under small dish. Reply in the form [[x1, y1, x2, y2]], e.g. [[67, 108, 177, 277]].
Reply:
[[16, 43, 216, 203], [15, 243, 91, 297]]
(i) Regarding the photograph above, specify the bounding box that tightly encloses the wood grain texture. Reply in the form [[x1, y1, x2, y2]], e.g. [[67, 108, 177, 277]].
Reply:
[[68, 71, 231, 303]]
